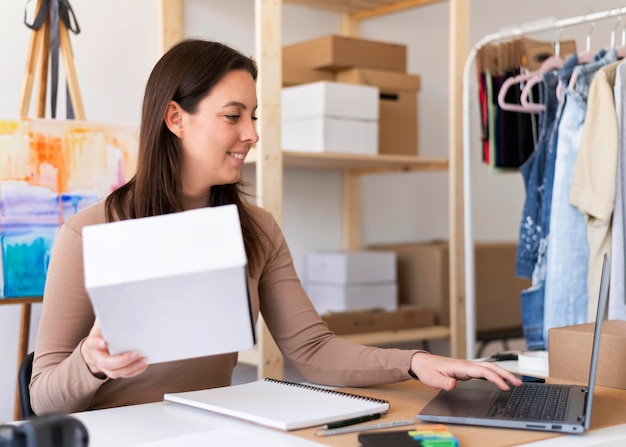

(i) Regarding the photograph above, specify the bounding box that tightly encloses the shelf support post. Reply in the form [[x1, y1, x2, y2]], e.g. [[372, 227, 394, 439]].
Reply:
[[448, 0, 470, 359], [253, 0, 285, 380]]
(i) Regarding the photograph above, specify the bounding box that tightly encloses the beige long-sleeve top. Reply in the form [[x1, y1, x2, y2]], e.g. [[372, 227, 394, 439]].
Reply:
[[31, 197, 417, 415]]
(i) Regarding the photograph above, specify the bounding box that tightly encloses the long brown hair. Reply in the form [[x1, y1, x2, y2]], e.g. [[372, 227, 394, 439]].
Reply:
[[105, 39, 265, 273]]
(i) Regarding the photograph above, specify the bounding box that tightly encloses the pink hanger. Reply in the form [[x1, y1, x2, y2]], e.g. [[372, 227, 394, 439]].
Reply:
[[499, 55, 563, 113]]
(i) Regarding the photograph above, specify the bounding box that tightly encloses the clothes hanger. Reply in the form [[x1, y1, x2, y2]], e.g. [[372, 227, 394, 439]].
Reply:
[[518, 31, 567, 112], [612, 17, 626, 58], [499, 35, 564, 114], [567, 21, 598, 91]]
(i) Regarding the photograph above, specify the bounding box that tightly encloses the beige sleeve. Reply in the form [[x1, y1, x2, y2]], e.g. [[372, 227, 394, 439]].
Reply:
[[253, 207, 418, 387], [569, 66, 618, 222], [31, 205, 108, 415]]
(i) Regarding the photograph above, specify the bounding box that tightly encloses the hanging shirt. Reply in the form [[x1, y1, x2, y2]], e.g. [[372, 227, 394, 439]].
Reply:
[[569, 59, 620, 321]]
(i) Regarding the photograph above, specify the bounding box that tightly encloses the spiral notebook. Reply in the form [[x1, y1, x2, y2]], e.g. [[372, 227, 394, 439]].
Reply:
[[164, 378, 390, 431]]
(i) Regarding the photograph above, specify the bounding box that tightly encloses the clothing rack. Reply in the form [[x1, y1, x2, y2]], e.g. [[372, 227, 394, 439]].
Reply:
[[462, 7, 626, 358]]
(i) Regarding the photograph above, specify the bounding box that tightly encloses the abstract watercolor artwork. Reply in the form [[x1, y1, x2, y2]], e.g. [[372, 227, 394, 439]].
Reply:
[[0, 118, 138, 298]]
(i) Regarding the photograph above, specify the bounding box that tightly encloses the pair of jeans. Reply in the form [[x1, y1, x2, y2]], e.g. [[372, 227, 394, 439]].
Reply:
[[543, 49, 618, 344], [517, 70, 561, 350]]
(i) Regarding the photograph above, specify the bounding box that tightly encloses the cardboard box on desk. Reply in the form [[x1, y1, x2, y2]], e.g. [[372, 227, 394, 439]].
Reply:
[[281, 81, 379, 154], [322, 305, 435, 335], [335, 68, 421, 156], [283, 35, 407, 73], [549, 320, 626, 389], [368, 241, 531, 332]]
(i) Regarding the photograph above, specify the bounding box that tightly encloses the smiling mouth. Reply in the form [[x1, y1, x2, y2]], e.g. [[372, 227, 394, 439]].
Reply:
[[229, 152, 246, 160]]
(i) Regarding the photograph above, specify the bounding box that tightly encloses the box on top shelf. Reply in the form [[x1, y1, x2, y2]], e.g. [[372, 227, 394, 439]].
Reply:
[[283, 35, 407, 73], [548, 320, 626, 390], [281, 81, 379, 122], [283, 65, 334, 86], [282, 118, 378, 155], [305, 250, 396, 284], [335, 68, 421, 156], [281, 81, 379, 154], [335, 69, 421, 92]]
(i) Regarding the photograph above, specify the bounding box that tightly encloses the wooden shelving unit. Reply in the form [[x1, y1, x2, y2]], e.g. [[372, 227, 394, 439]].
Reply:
[[158, 0, 469, 380]]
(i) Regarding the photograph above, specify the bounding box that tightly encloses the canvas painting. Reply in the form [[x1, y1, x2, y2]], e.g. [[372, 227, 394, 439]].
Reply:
[[0, 118, 138, 298]]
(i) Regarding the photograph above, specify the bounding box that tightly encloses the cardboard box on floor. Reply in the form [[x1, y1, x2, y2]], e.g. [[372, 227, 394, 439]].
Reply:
[[283, 35, 407, 73], [335, 68, 420, 156], [368, 241, 531, 332], [548, 320, 626, 390], [322, 305, 435, 335]]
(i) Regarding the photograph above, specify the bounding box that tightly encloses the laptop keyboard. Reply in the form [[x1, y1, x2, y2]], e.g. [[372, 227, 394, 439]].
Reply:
[[488, 384, 570, 421]]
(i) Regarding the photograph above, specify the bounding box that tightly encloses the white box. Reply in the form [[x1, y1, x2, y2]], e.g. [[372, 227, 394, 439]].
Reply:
[[281, 81, 379, 154], [82, 205, 256, 364], [305, 251, 396, 284], [305, 282, 398, 314], [282, 117, 378, 154], [281, 81, 379, 122]]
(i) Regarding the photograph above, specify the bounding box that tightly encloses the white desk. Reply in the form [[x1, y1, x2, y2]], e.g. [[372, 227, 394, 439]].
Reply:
[[70, 377, 626, 447], [71, 401, 327, 447]]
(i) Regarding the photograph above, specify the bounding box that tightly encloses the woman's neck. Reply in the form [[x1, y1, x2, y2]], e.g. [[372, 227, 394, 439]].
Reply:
[[179, 189, 210, 210]]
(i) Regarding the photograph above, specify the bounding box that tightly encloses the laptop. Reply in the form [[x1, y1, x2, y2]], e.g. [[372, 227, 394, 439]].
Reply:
[[417, 252, 611, 434], [82, 204, 256, 364]]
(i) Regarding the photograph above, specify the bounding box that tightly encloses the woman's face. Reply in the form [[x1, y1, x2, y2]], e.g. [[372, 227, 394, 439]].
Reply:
[[176, 69, 259, 196]]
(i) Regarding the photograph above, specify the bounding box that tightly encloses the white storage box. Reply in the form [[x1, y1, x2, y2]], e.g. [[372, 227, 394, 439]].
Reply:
[[305, 251, 396, 284], [281, 81, 379, 121], [282, 117, 377, 154], [281, 81, 379, 154], [305, 282, 398, 314]]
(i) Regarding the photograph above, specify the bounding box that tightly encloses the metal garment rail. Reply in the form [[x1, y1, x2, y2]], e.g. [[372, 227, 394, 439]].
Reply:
[[462, 7, 626, 358]]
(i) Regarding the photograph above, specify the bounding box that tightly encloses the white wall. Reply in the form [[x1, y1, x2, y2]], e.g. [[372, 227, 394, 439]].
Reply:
[[1, 0, 624, 421]]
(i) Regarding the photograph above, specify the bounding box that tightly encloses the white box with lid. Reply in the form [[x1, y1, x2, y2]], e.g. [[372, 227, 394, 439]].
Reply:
[[303, 251, 397, 314], [281, 81, 379, 154]]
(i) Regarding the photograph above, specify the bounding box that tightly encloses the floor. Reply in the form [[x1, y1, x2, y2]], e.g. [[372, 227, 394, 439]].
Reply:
[[232, 336, 527, 385]]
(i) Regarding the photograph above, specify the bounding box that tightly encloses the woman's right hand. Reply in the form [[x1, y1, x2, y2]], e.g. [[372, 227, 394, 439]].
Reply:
[[80, 320, 148, 379]]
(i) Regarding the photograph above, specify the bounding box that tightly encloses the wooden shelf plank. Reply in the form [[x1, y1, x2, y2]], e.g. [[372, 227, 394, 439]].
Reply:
[[285, 0, 447, 19], [246, 149, 448, 173], [340, 325, 451, 345]]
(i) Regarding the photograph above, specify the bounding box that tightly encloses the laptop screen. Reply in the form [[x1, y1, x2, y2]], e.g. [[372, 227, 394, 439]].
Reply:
[[583, 252, 610, 429]]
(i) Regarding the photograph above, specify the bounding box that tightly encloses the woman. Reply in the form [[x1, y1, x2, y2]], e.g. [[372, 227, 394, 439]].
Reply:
[[31, 39, 520, 415]]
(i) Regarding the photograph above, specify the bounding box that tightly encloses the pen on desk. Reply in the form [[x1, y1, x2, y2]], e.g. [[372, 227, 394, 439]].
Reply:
[[322, 413, 382, 430], [315, 418, 415, 437]]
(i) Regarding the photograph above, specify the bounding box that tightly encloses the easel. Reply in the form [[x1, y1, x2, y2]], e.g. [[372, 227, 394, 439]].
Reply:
[[18, 0, 85, 119], [7, 0, 84, 420]]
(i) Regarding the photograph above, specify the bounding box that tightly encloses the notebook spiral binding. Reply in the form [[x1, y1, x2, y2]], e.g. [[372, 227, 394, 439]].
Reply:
[[264, 378, 390, 405]]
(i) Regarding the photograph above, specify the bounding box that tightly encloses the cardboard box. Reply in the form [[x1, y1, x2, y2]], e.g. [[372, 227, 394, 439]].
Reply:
[[283, 65, 334, 86], [322, 305, 435, 335], [548, 320, 626, 389], [283, 35, 407, 73], [368, 241, 531, 332], [305, 251, 396, 284], [334, 68, 420, 95], [305, 281, 398, 314], [335, 68, 420, 156]]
